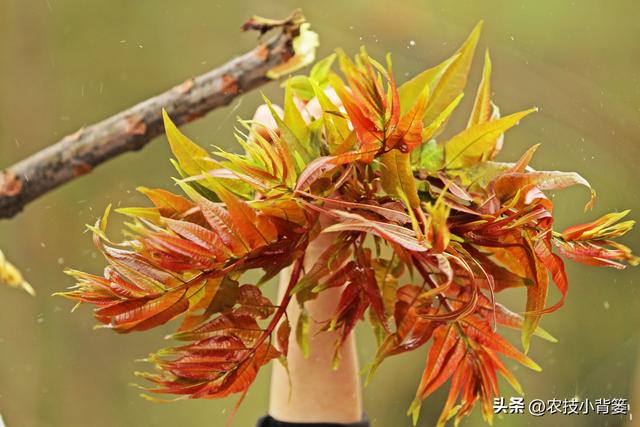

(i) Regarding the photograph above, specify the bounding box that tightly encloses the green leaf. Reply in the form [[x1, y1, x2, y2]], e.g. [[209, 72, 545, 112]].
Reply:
[[310, 79, 350, 147], [421, 93, 464, 142], [413, 140, 444, 174], [398, 53, 458, 115], [310, 53, 336, 85], [467, 49, 492, 127], [296, 306, 311, 358], [287, 75, 315, 101], [262, 93, 310, 174], [444, 108, 536, 169], [423, 21, 483, 126], [162, 109, 211, 177], [286, 53, 337, 101], [170, 159, 220, 201], [283, 79, 311, 147], [115, 207, 162, 223], [380, 150, 421, 209]]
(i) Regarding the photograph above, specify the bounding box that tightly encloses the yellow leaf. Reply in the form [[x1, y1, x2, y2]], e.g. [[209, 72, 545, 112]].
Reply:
[[162, 109, 212, 177], [444, 107, 536, 169], [398, 53, 458, 115], [115, 207, 162, 223], [467, 49, 492, 127], [0, 250, 35, 296], [421, 93, 464, 142], [380, 150, 421, 209], [423, 21, 483, 127], [296, 306, 311, 358], [283, 79, 310, 145], [311, 77, 350, 147], [284, 53, 336, 100]]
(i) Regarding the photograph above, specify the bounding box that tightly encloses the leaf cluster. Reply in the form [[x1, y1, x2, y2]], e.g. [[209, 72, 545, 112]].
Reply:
[[60, 22, 637, 426]]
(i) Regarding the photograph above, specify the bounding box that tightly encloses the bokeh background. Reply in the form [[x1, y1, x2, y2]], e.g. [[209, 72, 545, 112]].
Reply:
[[1, 1, 639, 426]]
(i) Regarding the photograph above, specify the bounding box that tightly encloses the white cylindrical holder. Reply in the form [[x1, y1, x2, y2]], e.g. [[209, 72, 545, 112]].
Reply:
[[268, 230, 363, 423]]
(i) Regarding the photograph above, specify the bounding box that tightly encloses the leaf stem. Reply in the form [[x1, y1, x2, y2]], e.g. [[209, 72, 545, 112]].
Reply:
[[411, 254, 456, 313]]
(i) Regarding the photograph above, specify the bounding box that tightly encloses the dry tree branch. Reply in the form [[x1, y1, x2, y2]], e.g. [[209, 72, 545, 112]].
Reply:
[[0, 10, 308, 220]]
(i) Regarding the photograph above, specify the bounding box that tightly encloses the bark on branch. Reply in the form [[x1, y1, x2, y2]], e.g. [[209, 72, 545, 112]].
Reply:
[[0, 11, 304, 219]]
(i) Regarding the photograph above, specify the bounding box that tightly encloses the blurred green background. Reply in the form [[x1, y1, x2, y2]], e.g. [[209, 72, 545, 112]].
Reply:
[[1, 1, 639, 426]]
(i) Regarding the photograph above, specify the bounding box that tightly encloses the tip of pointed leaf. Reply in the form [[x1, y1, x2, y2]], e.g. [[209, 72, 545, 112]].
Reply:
[[51, 291, 70, 299], [363, 357, 386, 388], [128, 382, 148, 391], [138, 393, 179, 403], [20, 281, 35, 296], [512, 381, 525, 397], [464, 20, 484, 46], [521, 333, 531, 355], [522, 353, 542, 372], [407, 399, 422, 426], [100, 203, 112, 232], [535, 326, 558, 343]]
